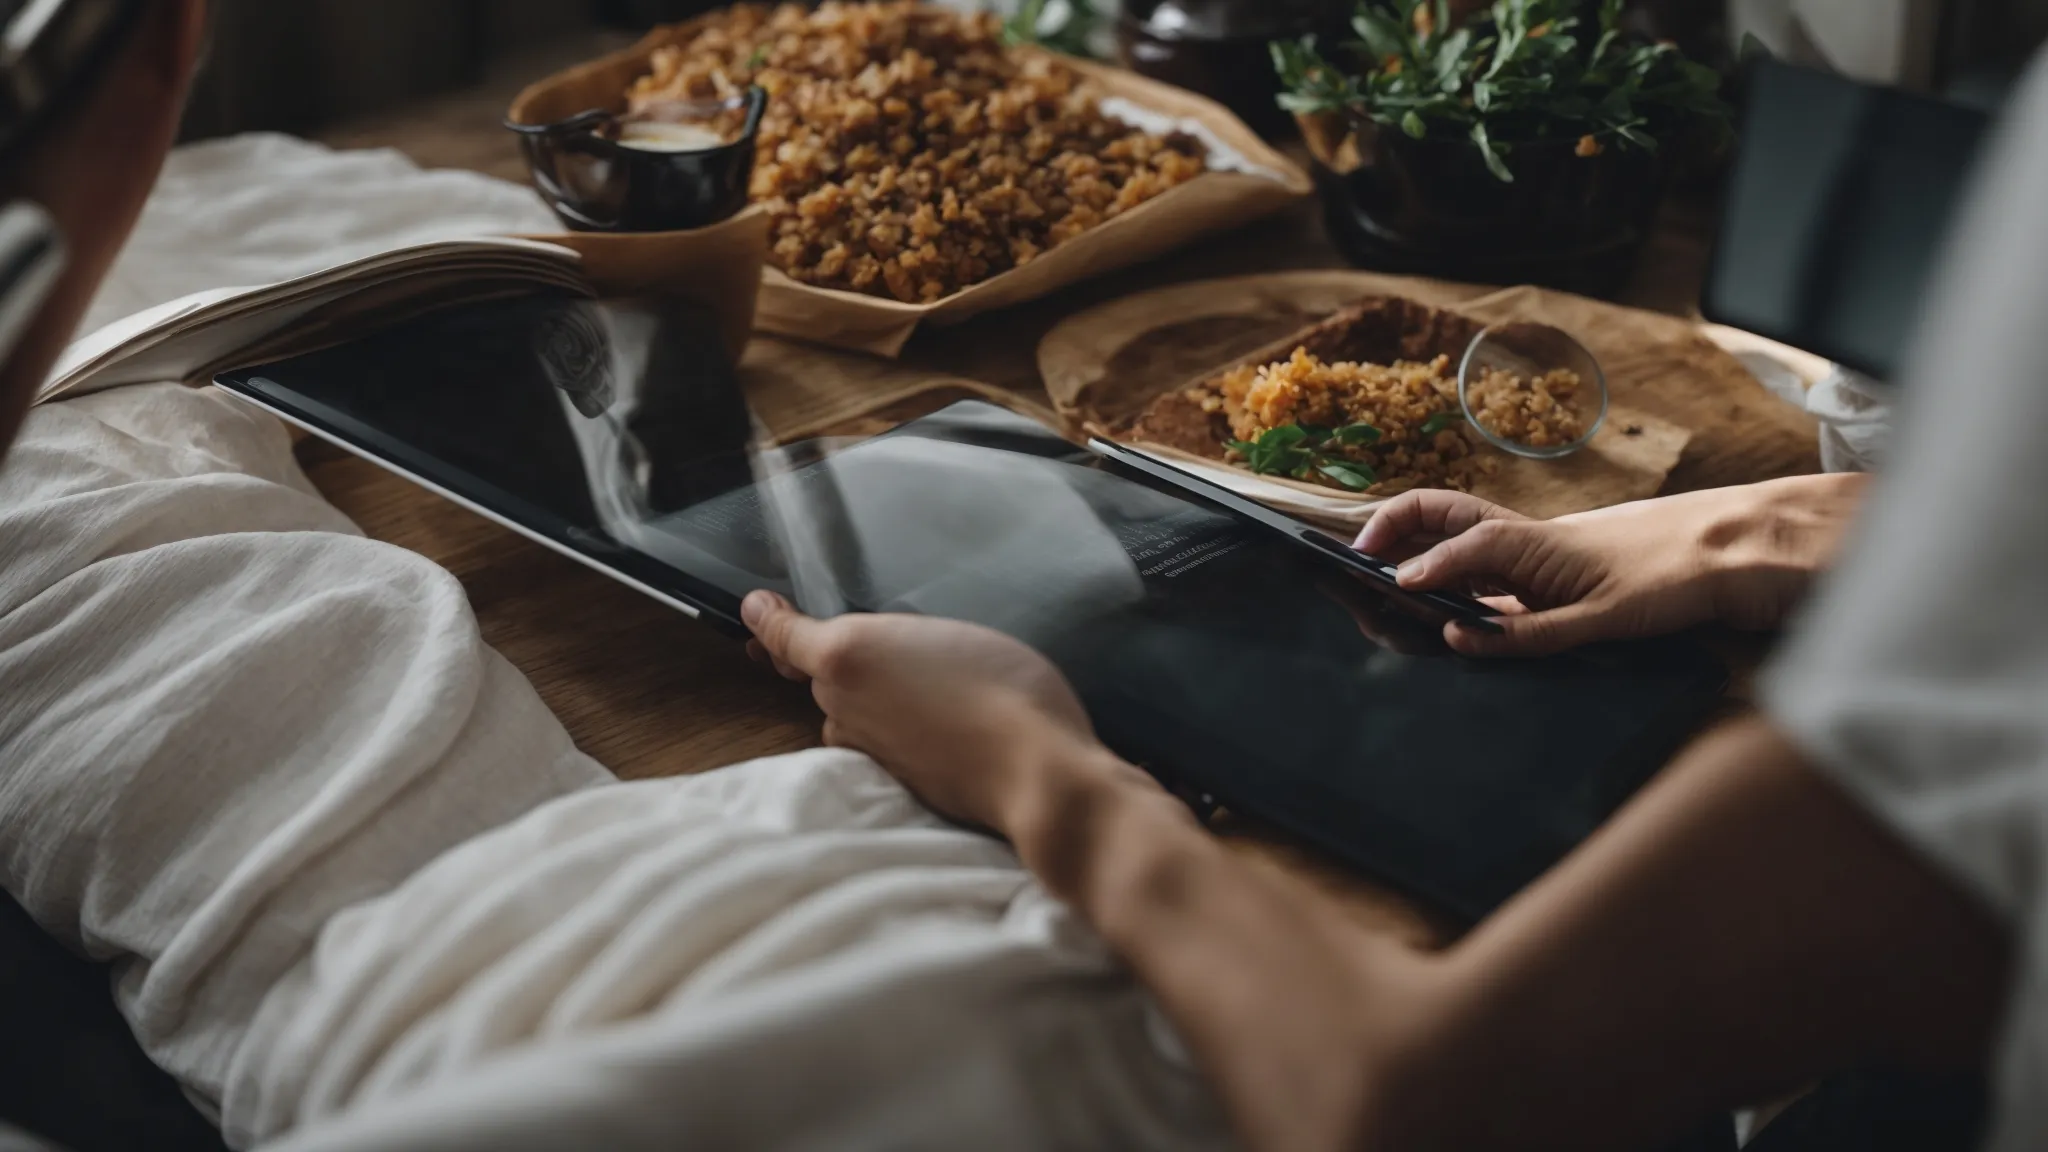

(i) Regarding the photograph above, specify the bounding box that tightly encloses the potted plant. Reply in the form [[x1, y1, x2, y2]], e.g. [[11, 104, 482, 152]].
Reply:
[[1273, 0, 1730, 295]]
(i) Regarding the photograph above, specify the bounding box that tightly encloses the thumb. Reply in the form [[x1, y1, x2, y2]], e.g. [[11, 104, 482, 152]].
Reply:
[[742, 591, 832, 675], [1396, 519, 1552, 597], [1355, 489, 1521, 558], [1444, 601, 1611, 658]]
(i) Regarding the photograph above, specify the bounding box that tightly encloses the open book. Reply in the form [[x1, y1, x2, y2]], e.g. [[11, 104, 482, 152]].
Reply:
[[39, 237, 590, 407]]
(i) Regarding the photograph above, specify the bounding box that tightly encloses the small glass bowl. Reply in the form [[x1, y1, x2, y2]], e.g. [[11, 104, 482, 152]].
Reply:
[[506, 87, 766, 234], [1456, 321, 1610, 460]]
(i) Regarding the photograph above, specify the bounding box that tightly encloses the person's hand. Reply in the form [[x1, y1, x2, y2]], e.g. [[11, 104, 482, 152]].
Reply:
[[0, 0, 210, 448], [743, 591, 1153, 835], [1353, 476, 1869, 657]]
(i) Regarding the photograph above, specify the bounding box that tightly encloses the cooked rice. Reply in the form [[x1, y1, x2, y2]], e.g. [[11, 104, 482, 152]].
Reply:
[[628, 2, 1208, 303], [1465, 364, 1587, 448], [1198, 348, 1491, 493]]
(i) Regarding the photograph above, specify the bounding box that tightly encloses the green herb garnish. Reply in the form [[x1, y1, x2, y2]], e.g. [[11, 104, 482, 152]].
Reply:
[[1270, 0, 1732, 182], [743, 44, 770, 70], [1228, 422, 1382, 491], [1419, 410, 1465, 435], [999, 0, 1107, 58]]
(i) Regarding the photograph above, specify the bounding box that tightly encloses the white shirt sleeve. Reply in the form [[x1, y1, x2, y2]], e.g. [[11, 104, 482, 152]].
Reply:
[[1762, 51, 2048, 1152]]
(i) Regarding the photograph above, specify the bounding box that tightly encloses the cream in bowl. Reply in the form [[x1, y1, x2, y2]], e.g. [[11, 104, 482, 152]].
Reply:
[[505, 87, 765, 233], [615, 120, 729, 153]]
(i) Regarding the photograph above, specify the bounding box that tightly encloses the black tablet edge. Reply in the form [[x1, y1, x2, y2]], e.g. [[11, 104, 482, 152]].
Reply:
[[1085, 438, 1505, 633], [212, 369, 753, 638]]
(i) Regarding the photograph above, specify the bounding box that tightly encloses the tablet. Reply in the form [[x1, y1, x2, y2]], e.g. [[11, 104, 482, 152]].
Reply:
[[218, 293, 1726, 923], [1086, 436, 1504, 633]]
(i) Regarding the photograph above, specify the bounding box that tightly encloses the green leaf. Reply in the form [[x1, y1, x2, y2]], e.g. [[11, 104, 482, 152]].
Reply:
[[1471, 120, 1513, 182], [1419, 410, 1463, 434], [1613, 121, 1657, 150], [1318, 461, 1377, 490], [1589, 27, 1619, 63], [1001, 0, 1109, 58], [1484, 25, 1522, 80], [1001, 0, 1044, 45], [744, 44, 770, 69], [1225, 439, 1259, 456], [1259, 424, 1310, 449], [1352, 9, 1408, 60], [1400, 109, 1427, 138], [1269, 38, 1299, 80], [1334, 422, 1383, 445], [1433, 27, 1472, 87]]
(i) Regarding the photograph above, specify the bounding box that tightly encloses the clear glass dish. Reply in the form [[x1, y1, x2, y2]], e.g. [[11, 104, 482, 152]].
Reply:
[[1457, 321, 1609, 460]]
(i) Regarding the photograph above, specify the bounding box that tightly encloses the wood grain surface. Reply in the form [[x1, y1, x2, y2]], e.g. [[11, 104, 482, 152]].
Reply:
[[305, 37, 1811, 948]]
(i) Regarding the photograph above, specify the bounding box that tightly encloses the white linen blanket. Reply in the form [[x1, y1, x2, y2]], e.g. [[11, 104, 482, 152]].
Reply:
[[0, 135, 1226, 1151]]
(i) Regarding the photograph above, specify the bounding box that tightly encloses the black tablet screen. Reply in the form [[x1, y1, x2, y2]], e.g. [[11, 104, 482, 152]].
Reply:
[[221, 294, 1726, 922]]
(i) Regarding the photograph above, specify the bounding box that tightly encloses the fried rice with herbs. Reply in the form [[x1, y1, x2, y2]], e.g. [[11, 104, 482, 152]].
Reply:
[[1199, 349, 1492, 493], [628, 1, 1209, 303]]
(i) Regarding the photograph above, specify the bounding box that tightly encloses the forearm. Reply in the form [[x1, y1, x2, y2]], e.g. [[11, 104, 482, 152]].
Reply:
[[1386, 718, 2009, 1149], [999, 742, 1433, 1151]]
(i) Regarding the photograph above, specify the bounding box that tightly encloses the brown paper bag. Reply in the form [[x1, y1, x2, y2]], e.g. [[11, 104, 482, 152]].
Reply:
[[509, 25, 1310, 358]]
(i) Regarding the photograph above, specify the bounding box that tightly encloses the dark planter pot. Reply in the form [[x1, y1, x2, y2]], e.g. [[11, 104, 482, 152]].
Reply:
[[1318, 121, 1670, 297]]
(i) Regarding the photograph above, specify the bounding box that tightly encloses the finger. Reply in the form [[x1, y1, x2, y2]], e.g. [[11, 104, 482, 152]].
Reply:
[[1443, 602, 1610, 658], [1395, 518, 1550, 595], [742, 590, 837, 677], [1354, 490, 1523, 558]]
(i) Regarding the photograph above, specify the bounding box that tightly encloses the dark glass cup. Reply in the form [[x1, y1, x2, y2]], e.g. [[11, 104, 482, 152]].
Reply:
[[506, 87, 766, 234]]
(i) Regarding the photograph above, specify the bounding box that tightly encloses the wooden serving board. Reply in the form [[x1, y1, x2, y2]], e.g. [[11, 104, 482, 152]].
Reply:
[[1039, 271, 1821, 503]]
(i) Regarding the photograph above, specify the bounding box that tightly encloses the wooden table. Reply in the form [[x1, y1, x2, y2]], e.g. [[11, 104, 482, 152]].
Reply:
[[306, 36, 1807, 947]]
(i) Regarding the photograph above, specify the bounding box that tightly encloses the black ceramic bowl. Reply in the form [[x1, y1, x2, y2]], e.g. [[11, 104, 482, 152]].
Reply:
[[506, 87, 766, 233]]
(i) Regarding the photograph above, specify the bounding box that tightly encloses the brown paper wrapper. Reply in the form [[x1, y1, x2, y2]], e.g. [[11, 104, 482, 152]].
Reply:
[[509, 25, 1311, 359], [1039, 271, 1816, 527]]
